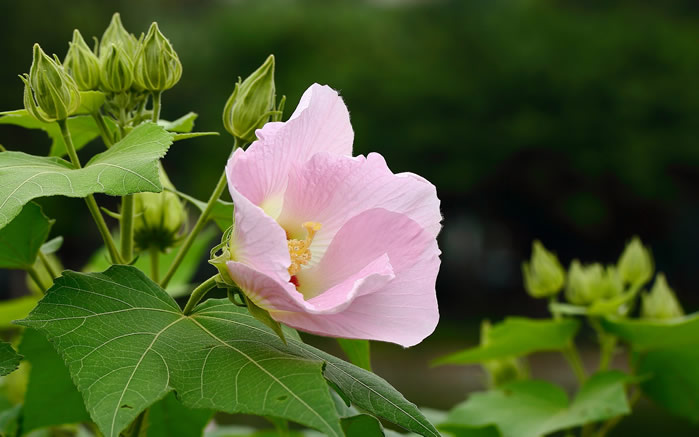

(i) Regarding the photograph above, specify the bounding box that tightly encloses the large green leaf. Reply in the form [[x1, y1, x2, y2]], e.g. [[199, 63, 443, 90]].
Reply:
[[0, 110, 115, 156], [0, 122, 173, 230], [19, 328, 90, 432], [17, 266, 341, 437], [441, 371, 630, 437], [433, 317, 580, 365], [602, 314, 699, 422], [18, 266, 438, 437], [159, 112, 198, 133], [0, 341, 21, 376], [0, 202, 53, 270], [147, 392, 213, 437]]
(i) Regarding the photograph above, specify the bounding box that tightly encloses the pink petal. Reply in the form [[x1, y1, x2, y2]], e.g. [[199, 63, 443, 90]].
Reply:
[[278, 208, 441, 347], [227, 84, 353, 217], [225, 165, 291, 282], [278, 152, 441, 265]]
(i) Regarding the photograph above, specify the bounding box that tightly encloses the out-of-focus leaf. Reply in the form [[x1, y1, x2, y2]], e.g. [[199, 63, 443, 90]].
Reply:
[[83, 226, 217, 297], [341, 414, 383, 436], [0, 122, 173, 230], [147, 392, 213, 437], [602, 314, 699, 422], [0, 341, 22, 376], [0, 109, 115, 156], [337, 339, 372, 371], [0, 202, 53, 270], [40, 236, 64, 254], [441, 371, 630, 437], [433, 318, 580, 365], [174, 132, 220, 142], [19, 328, 90, 432], [175, 189, 234, 232], [0, 296, 40, 328]]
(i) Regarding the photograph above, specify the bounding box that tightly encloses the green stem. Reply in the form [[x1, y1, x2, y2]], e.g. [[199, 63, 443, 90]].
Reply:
[[58, 119, 123, 264], [151, 91, 162, 123], [183, 275, 219, 315], [91, 111, 113, 147], [38, 250, 58, 280], [590, 317, 617, 371], [160, 170, 229, 288], [150, 246, 160, 283], [120, 195, 135, 263], [27, 266, 47, 294], [562, 342, 587, 386]]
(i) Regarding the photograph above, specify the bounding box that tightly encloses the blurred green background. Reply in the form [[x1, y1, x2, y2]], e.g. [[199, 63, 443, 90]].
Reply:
[[1, 0, 698, 435]]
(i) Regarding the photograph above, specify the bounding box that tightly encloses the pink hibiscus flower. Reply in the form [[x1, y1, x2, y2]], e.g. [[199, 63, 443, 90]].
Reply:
[[225, 84, 441, 347]]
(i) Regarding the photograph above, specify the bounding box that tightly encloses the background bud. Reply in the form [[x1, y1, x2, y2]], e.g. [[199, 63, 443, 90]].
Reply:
[[64, 29, 101, 91], [641, 273, 684, 320], [522, 240, 565, 298], [22, 44, 81, 123], [134, 22, 182, 92], [222, 54, 276, 142], [133, 166, 186, 252], [617, 236, 653, 286], [99, 13, 139, 60], [565, 261, 606, 305], [100, 44, 134, 92]]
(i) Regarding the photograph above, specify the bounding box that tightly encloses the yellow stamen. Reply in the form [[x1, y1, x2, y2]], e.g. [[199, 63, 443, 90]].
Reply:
[[288, 221, 322, 276]]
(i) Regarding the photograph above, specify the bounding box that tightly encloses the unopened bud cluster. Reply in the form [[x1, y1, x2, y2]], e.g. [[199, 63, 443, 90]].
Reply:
[[522, 236, 684, 319]]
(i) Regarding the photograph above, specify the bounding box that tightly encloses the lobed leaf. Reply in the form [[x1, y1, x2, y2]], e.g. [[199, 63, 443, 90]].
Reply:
[[441, 371, 630, 437], [433, 317, 580, 366], [0, 202, 53, 270], [0, 122, 173, 229], [18, 265, 439, 437]]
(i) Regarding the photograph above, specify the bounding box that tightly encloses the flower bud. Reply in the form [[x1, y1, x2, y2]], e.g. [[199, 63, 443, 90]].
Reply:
[[598, 265, 624, 300], [522, 241, 565, 298], [480, 321, 527, 388], [21, 44, 81, 123], [64, 29, 101, 91], [133, 167, 186, 252], [99, 13, 139, 61], [222, 54, 276, 143], [641, 273, 684, 320], [565, 261, 606, 305], [134, 22, 182, 92], [100, 44, 134, 93], [617, 236, 653, 286]]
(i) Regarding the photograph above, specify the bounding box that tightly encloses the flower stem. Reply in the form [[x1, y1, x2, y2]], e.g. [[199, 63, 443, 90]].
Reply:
[[38, 250, 58, 280], [57, 119, 123, 264], [562, 342, 587, 386], [151, 91, 162, 123], [91, 111, 113, 147], [183, 275, 220, 315], [160, 170, 228, 288], [27, 266, 47, 294], [150, 246, 160, 283], [120, 194, 135, 263]]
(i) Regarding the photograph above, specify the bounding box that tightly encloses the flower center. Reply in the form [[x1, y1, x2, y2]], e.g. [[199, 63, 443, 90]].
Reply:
[[288, 221, 322, 277]]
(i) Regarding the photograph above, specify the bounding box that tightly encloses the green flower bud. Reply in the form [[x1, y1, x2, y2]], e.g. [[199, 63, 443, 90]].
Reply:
[[133, 167, 186, 252], [565, 261, 606, 305], [134, 22, 182, 92], [522, 240, 565, 298], [222, 54, 277, 143], [21, 44, 81, 123], [99, 13, 139, 60], [641, 273, 684, 320], [598, 265, 624, 300], [617, 236, 653, 286], [100, 44, 134, 92], [64, 29, 101, 91], [480, 321, 527, 388]]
